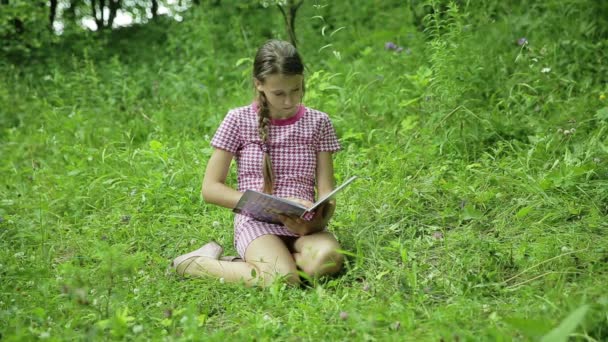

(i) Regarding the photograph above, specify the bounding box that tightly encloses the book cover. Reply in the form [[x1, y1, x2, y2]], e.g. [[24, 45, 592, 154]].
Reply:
[[233, 176, 357, 224]]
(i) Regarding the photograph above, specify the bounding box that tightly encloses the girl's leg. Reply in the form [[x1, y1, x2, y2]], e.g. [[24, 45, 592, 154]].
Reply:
[[245, 234, 300, 286], [178, 235, 299, 287], [292, 231, 344, 278]]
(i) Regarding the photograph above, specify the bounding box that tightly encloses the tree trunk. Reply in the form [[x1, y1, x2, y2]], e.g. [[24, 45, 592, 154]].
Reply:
[[108, 0, 120, 28], [277, 0, 303, 48], [151, 0, 158, 18], [49, 0, 58, 29], [91, 0, 103, 29]]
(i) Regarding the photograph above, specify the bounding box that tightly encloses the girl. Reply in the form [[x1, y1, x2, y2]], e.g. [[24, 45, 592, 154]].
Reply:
[[171, 40, 344, 287]]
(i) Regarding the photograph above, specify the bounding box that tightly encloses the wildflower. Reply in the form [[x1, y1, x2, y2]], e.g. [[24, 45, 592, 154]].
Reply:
[[163, 309, 173, 318], [517, 37, 528, 46], [600, 93, 606, 101], [385, 42, 397, 50], [212, 221, 221, 228], [132, 325, 144, 334], [339, 311, 349, 320], [362, 283, 370, 292], [395, 47, 404, 53], [432, 231, 444, 240], [541, 67, 551, 73]]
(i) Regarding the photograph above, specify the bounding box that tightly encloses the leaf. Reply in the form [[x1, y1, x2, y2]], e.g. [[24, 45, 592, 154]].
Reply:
[[540, 305, 589, 342], [330, 26, 346, 37], [375, 269, 390, 280], [462, 204, 483, 220], [595, 107, 608, 121], [516, 206, 533, 218], [504, 317, 552, 339], [149, 140, 163, 151], [235, 57, 252, 67]]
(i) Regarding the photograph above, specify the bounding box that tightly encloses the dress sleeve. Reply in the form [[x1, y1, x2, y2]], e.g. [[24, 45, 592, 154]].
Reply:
[[316, 115, 341, 152], [211, 111, 241, 154]]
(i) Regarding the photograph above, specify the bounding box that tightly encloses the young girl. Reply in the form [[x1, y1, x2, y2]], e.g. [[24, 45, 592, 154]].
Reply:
[[171, 39, 344, 287]]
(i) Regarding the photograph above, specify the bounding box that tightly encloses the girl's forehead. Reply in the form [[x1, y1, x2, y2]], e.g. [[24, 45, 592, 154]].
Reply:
[[263, 74, 303, 89]]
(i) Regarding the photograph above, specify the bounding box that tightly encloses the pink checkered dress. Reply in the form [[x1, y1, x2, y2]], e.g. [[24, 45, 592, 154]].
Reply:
[[210, 103, 341, 258]]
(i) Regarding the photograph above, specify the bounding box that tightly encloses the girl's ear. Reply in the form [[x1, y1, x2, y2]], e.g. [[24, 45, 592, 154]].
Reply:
[[254, 78, 264, 92]]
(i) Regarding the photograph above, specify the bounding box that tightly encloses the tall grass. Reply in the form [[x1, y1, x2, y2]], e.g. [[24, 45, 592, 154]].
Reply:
[[1, 0, 607, 340]]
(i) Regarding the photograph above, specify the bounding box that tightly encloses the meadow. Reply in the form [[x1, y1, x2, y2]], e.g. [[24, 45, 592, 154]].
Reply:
[[1, 0, 607, 340]]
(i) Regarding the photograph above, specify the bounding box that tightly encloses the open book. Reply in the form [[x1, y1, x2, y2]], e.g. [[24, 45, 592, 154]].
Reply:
[[233, 176, 357, 224]]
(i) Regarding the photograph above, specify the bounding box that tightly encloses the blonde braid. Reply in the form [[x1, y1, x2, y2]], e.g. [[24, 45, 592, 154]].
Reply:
[[257, 91, 275, 194]]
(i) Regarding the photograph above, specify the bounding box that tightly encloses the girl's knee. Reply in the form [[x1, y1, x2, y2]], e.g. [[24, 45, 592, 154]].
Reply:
[[300, 245, 344, 277]]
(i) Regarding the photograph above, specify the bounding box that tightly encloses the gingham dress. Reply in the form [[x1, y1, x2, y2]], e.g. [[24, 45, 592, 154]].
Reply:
[[210, 103, 341, 258]]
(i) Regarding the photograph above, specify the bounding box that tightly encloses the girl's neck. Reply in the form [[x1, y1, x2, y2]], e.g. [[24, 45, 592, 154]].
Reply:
[[253, 102, 305, 125]]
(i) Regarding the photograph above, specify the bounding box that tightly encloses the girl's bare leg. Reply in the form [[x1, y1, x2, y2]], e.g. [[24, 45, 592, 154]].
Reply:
[[177, 235, 299, 287], [292, 231, 344, 278]]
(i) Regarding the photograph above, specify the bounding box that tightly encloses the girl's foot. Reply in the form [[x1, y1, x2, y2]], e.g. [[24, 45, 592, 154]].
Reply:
[[171, 241, 223, 276]]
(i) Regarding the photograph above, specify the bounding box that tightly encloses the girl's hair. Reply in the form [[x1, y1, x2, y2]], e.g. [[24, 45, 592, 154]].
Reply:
[[253, 39, 304, 194]]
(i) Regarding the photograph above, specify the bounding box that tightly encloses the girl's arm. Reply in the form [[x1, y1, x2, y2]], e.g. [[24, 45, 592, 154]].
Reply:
[[315, 151, 336, 200], [201, 148, 243, 209], [313, 150, 337, 224]]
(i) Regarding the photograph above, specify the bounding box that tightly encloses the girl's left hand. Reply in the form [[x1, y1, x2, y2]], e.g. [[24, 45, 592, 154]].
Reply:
[[278, 200, 336, 236]]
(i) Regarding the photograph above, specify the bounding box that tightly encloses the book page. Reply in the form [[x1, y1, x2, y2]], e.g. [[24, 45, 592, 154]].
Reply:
[[307, 176, 358, 212], [233, 190, 307, 224]]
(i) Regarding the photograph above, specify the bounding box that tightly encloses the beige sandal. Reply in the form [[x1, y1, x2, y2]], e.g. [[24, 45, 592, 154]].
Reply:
[[171, 241, 223, 276], [220, 256, 244, 262]]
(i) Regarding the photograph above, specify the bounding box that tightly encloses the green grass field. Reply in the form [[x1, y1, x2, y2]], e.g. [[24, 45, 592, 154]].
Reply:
[[1, 1, 607, 340]]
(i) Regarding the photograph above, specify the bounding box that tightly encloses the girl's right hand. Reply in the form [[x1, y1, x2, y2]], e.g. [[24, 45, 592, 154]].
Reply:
[[278, 200, 335, 236]]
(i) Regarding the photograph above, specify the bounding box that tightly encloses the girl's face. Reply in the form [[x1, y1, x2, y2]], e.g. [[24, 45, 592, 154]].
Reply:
[[255, 74, 304, 119]]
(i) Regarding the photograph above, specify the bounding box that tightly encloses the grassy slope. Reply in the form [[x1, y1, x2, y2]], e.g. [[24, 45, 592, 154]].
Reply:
[[1, 1, 607, 340]]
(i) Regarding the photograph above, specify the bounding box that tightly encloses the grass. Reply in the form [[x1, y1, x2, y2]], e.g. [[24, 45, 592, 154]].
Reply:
[[1, 0, 608, 340]]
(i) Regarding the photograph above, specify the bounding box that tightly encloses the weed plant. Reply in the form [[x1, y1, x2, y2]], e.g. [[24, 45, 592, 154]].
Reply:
[[1, 0, 607, 340]]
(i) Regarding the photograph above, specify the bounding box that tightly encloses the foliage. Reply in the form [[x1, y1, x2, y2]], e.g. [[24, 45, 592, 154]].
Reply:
[[1, 0, 608, 340], [0, 1, 54, 56]]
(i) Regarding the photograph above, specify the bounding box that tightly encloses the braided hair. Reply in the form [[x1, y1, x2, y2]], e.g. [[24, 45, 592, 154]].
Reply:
[[253, 40, 304, 194]]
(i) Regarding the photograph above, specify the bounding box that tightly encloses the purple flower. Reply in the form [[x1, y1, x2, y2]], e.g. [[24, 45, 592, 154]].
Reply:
[[517, 37, 528, 46], [385, 42, 397, 50]]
